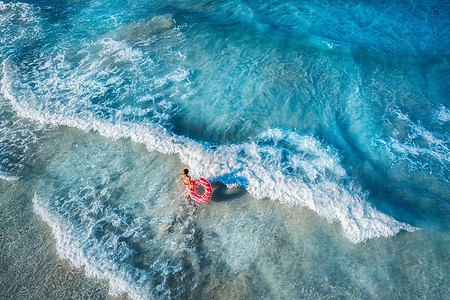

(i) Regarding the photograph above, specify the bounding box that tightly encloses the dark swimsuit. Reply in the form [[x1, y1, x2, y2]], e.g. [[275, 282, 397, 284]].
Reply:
[[182, 174, 191, 186]]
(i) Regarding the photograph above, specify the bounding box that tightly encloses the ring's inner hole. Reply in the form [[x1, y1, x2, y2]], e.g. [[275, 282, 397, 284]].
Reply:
[[195, 185, 205, 196]]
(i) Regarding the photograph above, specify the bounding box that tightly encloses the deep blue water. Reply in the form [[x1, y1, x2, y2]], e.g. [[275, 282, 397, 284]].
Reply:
[[0, 0, 449, 298]]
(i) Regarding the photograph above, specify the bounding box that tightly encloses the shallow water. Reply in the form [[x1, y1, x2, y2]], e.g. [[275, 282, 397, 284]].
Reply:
[[0, 0, 448, 299]]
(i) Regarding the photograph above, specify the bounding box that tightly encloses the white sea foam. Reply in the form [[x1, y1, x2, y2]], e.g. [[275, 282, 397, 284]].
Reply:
[[378, 108, 449, 178], [0, 1, 39, 28], [435, 105, 450, 124], [0, 1, 41, 54], [32, 192, 156, 300], [0, 171, 18, 181], [1, 60, 418, 244], [99, 38, 144, 63], [1, 21, 186, 126]]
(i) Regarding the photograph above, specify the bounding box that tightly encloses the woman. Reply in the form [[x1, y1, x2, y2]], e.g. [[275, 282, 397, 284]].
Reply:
[[176, 169, 197, 200]]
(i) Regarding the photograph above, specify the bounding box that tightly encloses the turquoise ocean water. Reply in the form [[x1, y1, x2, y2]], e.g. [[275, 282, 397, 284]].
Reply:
[[0, 0, 449, 298]]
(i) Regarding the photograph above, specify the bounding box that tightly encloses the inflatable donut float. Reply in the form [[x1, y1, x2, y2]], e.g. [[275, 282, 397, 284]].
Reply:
[[187, 178, 212, 203]]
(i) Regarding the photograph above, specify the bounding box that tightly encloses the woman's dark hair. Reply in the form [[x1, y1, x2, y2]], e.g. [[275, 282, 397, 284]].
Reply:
[[184, 169, 189, 175]]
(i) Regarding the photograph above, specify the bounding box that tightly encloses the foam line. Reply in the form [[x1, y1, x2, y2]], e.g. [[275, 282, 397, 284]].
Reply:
[[0, 171, 18, 181], [32, 193, 155, 300], [376, 108, 449, 179], [1, 60, 417, 243]]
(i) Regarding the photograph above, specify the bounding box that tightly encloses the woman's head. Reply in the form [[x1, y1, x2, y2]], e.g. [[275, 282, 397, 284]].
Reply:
[[184, 169, 189, 175]]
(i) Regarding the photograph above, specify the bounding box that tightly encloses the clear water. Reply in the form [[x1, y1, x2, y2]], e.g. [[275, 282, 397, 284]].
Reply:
[[0, 0, 448, 298]]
